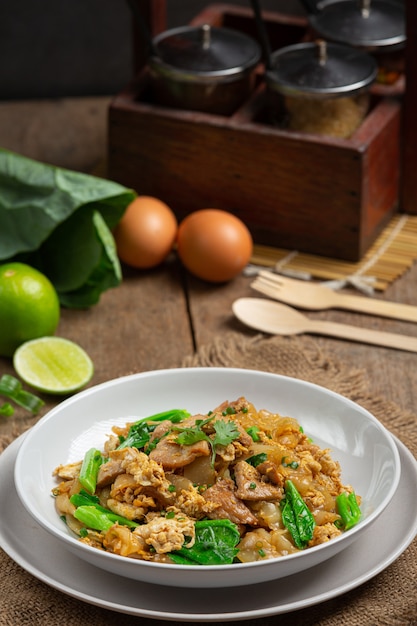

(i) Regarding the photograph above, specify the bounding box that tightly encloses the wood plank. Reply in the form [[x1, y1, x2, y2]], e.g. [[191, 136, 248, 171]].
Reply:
[[187, 262, 417, 412], [402, 0, 417, 214], [0, 258, 193, 441], [0, 97, 111, 172], [57, 260, 193, 384]]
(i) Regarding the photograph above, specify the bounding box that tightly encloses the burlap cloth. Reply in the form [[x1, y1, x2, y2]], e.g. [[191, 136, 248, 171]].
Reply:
[[1, 334, 416, 626]]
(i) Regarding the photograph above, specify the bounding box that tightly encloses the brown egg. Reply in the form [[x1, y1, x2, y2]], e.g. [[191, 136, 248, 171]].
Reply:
[[114, 196, 178, 269], [177, 209, 253, 282]]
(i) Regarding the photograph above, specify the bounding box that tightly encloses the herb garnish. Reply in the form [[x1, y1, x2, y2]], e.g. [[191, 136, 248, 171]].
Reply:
[[174, 415, 240, 466]]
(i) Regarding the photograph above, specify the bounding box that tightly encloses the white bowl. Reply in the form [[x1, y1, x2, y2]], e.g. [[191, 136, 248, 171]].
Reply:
[[14, 367, 400, 588]]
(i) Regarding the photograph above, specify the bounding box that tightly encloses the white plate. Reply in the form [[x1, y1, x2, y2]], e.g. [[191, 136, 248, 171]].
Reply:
[[2, 432, 417, 622]]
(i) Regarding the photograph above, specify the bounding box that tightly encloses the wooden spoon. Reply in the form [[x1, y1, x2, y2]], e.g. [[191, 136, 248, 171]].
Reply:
[[233, 297, 417, 352]]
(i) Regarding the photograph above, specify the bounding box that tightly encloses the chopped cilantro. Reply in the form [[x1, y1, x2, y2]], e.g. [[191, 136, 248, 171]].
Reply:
[[174, 416, 240, 466], [212, 419, 240, 455]]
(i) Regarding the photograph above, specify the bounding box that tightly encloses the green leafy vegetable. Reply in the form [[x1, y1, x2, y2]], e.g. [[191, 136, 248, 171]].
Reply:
[[336, 492, 361, 530], [73, 505, 115, 533], [70, 490, 102, 507], [0, 373, 44, 416], [79, 448, 104, 494], [169, 519, 240, 565], [70, 490, 139, 529], [175, 416, 240, 465], [0, 148, 136, 307], [280, 480, 316, 549], [117, 409, 191, 451]]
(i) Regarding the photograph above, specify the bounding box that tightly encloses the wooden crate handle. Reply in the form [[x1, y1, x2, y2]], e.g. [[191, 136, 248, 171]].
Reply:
[[130, 0, 167, 72], [402, 0, 417, 214]]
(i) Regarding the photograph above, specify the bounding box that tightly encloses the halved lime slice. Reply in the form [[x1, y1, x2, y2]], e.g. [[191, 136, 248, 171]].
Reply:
[[13, 337, 94, 395]]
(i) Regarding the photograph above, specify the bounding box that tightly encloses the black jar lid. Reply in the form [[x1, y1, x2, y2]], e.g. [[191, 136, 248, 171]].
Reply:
[[309, 0, 406, 50], [266, 40, 378, 98], [152, 25, 262, 77]]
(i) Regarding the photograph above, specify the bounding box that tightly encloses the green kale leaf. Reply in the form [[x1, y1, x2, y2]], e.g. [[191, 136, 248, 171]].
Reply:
[[0, 148, 136, 308]]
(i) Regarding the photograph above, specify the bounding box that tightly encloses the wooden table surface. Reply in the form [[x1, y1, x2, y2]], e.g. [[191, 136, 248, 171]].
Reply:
[[0, 96, 416, 411], [0, 96, 416, 624]]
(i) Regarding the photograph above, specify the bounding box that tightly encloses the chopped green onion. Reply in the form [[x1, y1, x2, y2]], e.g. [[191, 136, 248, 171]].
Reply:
[[245, 452, 267, 467], [0, 374, 20, 395], [246, 425, 261, 441], [281, 456, 299, 469], [222, 406, 237, 416], [0, 402, 14, 417], [0, 374, 44, 414]]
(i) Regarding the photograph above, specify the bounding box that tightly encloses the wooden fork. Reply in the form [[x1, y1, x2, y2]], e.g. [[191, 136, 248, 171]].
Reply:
[[250, 271, 417, 323]]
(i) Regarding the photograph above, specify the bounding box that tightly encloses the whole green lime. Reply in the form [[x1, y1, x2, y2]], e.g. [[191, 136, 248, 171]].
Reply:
[[0, 262, 60, 357]]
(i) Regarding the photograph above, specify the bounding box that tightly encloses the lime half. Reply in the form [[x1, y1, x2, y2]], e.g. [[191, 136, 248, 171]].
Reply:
[[13, 337, 94, 395]]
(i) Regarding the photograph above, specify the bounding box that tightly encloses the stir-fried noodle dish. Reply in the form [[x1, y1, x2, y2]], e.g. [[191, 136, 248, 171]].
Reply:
[[53, 397, 361, 565]]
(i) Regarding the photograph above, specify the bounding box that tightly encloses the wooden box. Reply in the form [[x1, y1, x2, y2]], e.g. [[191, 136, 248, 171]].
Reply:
[[108, 4, 402, 261]]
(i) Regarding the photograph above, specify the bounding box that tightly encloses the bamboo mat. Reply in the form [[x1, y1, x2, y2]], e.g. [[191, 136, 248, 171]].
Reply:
[[249, 214, 417, 292]]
